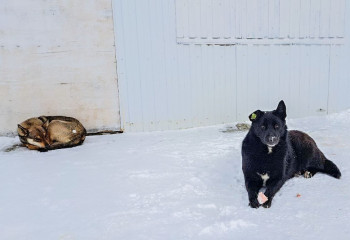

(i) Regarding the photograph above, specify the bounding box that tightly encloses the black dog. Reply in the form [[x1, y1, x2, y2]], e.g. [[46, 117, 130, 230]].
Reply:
[[241, 100, 341, 208]]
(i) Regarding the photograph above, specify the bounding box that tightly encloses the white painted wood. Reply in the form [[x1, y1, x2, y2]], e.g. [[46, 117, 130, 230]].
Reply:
[[112, 0, 350, 131], [200, 0, 210, 39], [0, 0, 121, 135], [175, 0, 346, 43], [246, 0, 257, 39], [175, 0, 185, 38], [330, 0, 346, 38], [235, 0, 243, 38], [299, 0, 311, 38], [309, 0, 321, 38], [319, 0, 331, 38], [260, 0, 269, 38], [188, 0, 200, 38], [268, 0, 280, 38], [229, 0, 236, 38], [289, 0, 300, 39]]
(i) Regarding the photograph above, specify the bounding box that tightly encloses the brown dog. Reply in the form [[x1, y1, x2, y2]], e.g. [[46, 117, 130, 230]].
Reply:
[[17, 116, 86, 151]]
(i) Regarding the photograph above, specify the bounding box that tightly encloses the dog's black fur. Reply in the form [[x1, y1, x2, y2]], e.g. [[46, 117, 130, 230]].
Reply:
[[242, 101, 341, 208]]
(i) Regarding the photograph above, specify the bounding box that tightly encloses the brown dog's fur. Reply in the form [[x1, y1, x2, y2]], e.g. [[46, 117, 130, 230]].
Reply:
[[18, 116, 86, 151]]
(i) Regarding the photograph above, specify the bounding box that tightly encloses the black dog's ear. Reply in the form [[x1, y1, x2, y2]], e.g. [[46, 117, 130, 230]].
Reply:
[[17, 124, 28, 136], [274, 100, 287, 120], [249, 110, 264, 122]]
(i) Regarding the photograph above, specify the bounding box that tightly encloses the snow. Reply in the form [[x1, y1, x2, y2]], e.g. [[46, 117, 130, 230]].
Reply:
[[1, 111, 350, 240]]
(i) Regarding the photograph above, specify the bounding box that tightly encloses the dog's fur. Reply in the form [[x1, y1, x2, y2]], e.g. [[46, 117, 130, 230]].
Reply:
[[17, 116, 86, 151], [242, 101, 341, 208]]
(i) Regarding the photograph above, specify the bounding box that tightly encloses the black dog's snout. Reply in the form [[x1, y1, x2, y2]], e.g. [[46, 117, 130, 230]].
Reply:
[[267, 136, 278, 145]]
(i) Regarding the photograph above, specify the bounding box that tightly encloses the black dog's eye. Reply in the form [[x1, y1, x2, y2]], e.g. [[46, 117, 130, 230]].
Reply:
[[275, 124, 279, 129], [261, 125, 266, 130]]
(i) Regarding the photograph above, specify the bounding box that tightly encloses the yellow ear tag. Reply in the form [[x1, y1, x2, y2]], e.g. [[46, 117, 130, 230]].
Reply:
[[251, 113, 257, 120]]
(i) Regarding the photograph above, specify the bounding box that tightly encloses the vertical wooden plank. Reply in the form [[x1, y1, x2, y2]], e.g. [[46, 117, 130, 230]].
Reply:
[[246, 0, 257, 38], [319, 0, 331, 38], [338, 0, 346, 38], [307, 46, 329, 115], [206, 0, 214, 39], [175, 0, 185, 39], [236, 45, 248, 121], [211, 46, 219, 122], [188, 45, 196, 127], [235, 0, 242, 38], [288, 45, 300, 117], [278, 45, 291, 106], [246, 46, 259, 112], [182, 0, 190, 39], [318, 46, 330, 113], [240, 0, 248, 38], [259, 0, 269, 38], [177, 44, 191, 128], [298, 45, 310, 116], [289, 0, 300, 38], [212, 0, 225, 38], [309, 0, 320, 38], [200, 45, 209, 125], [135, 0, 155, 130], [330, 0, 346, 38], [268, 0, 280, 38], [113, 0, 129, 130], [328, 45, 350, 112], [257, 45, 270, 110], [150, 0, 169, 130], [299, 0, 310, 38], [195, 44, 203, 126], [122, 0, 144, 131], [216, 46, 227, 123], [188, 0, 201, 38], [279, 0, 290, 38], [207, 45, 216, 125], [229, 0, 236, 38], [308, 46, 319, 114], [200, 0, 208, 39], [163, 0, 180, 129], [254, 0, 266, 39], [222, 0, 231, 39], [225, 46, 237, 122], [268, 45, 282, 106]]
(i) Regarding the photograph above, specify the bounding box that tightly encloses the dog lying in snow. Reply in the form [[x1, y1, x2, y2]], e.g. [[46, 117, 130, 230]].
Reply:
[[17, 116, 86, 151], [241, 101, 341, 208]]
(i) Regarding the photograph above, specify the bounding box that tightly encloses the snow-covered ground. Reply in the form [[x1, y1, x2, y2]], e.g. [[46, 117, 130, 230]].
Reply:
[[1, 111, 350, 240]]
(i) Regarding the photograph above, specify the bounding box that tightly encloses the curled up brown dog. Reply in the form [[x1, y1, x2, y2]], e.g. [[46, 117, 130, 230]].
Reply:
[[17, 116, 86, 151]]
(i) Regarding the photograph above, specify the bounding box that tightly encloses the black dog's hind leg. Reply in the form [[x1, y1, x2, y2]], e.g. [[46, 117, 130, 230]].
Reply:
[[305, 154, 341, 179], [245, 180, 261, 208], [262, 179, 285, 208]]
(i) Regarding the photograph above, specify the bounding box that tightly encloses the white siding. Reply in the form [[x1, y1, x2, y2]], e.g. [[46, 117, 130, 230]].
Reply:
[[0, 0, 121, 135], [175, 0, 346, 44], [113, 0, 350, 132]]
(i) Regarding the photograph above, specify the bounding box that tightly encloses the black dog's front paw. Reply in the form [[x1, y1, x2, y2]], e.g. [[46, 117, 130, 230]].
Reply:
[[262, 199, 272, 208], [249, 198, 260, 208]]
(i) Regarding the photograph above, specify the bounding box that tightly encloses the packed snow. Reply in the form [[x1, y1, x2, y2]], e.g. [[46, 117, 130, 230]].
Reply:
[[1, 111, 350, 240]]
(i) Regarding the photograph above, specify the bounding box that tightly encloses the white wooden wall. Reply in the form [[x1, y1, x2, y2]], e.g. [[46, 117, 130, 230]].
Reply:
[[0, 0, 121, 135], [176, 0, 346, 44], [113, 0, 350, 132]]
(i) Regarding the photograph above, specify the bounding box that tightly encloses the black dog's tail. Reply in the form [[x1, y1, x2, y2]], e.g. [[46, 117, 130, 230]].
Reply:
[[321, 159, 341, 179]]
